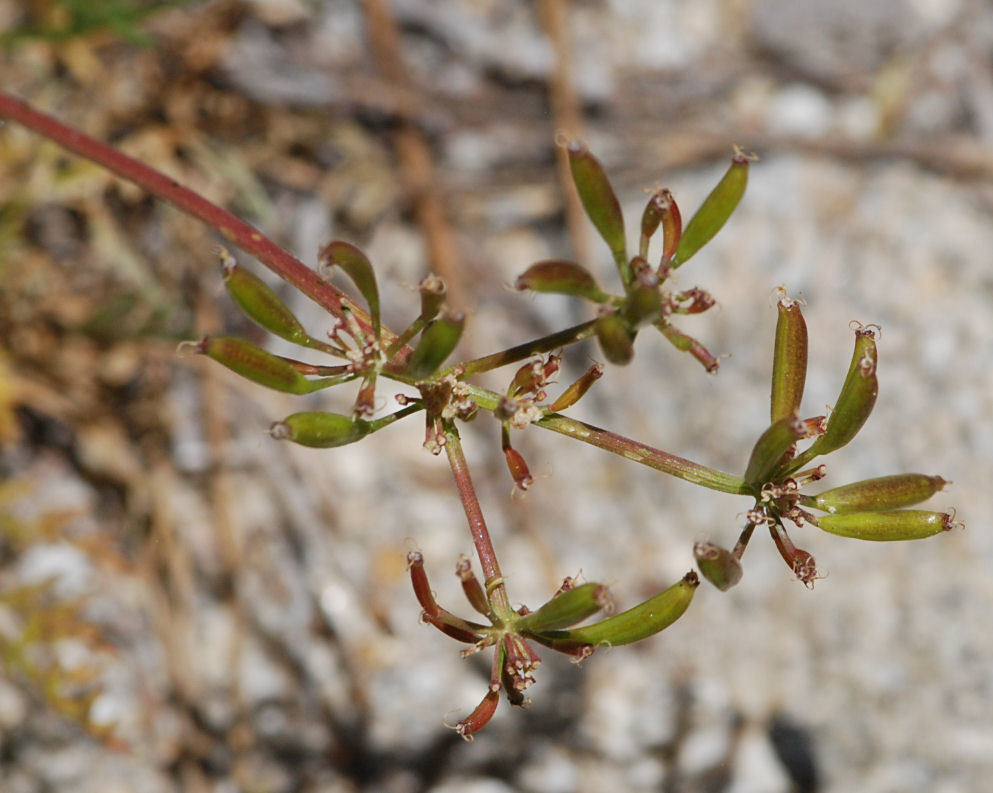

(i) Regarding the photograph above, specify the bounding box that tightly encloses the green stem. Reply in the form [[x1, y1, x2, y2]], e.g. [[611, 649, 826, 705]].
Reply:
[[442, 423, 514, 623], [365, 403, 424, 432], [448, 319, 598, 378], [385, 315, 429, 359], [537, 414, 750, 495]]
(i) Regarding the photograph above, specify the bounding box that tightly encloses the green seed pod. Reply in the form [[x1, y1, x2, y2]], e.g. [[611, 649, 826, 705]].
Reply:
[[809, 326, 879, 457], [744, 414, 805, 487], [197, 336, 335, 394], [221, 254, 314, 348], [514, 260, 610, 303], [673, 147, 754, 268], [517, 582, 612, 633], [693, 541, 743, 591], [318, 241, 381, 340], [548, 362, 604, 412], [564, 139, 627, 260], [815, 509, 955, 541], [594, 312, 635, 365], [813, 474, 949, 514], [269, 411, 370, 448], [418, 274, 447, 321], [770, 295, 808, 422], [406, 310, 465, 380], [538, 572, 698, 647]]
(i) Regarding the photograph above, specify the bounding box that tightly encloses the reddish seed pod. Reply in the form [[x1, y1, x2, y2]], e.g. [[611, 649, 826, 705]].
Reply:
[[548, 362, 604, 412], [640, 189, 669, 241], [456, 555, 490, 616], [671, 287, 716, 315], [514, 260, 610, 303], [503, 445, 534, 492], [660, 190, 683, 265], [454, 688, 500, 741]]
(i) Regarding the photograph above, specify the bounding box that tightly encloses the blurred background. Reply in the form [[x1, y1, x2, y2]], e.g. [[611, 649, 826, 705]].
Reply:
[[1, 1, 992, 791]]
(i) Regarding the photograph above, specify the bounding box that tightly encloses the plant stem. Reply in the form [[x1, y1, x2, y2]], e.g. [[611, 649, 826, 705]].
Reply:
[[0, 90, 387, 341], [366, 403, 424, 432], [537, 414, 750, 495], [449, 319, 598, 378], [457, 382, 747, 493], [442, 422, 514, 623]]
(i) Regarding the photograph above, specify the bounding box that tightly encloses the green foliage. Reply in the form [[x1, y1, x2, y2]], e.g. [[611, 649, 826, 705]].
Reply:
[[0, 0, 197, 46]]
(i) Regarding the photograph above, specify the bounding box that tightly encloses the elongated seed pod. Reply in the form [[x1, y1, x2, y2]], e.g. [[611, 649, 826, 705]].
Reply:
[[744, 414, 805, 487], [640, 189, 679, 260], [771, 297, 808, 422], [454, 688, 500, 742], [222, 258, 314, 347], [455, 556, 490, 616], [673, 147, 753, 267], [269, 411, 370, 448], [660, 191, 683, 264], [539, 572, 698, 646], [565, 140, 627, 260], [809, 327, 878, 457], [406, 311, 465, 380], [517, 583, 611, 633], [548, 363, 604, 412], [418, 274, 447, 321], [594, 313, 635, 365], [813, 474, 948, 514], [693, 541, 743, 591], [640, 190, 667, 242], [197, 337, 337, 394], [319, 241, 381, 340], [514, 260, 610, 303], [815, 509, 955, 541]]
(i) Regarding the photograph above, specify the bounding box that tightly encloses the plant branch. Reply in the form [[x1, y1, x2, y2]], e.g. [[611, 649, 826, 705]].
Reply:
[[449, 318, 598, 378], [537, 414, 750, 495], [0, 90, 390, 343], [442, 422, 514, 622]]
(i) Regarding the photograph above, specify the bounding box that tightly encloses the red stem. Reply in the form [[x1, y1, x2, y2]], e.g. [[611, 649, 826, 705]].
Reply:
[[0, 90, 383, 339], [442, 423, 513, 621]]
